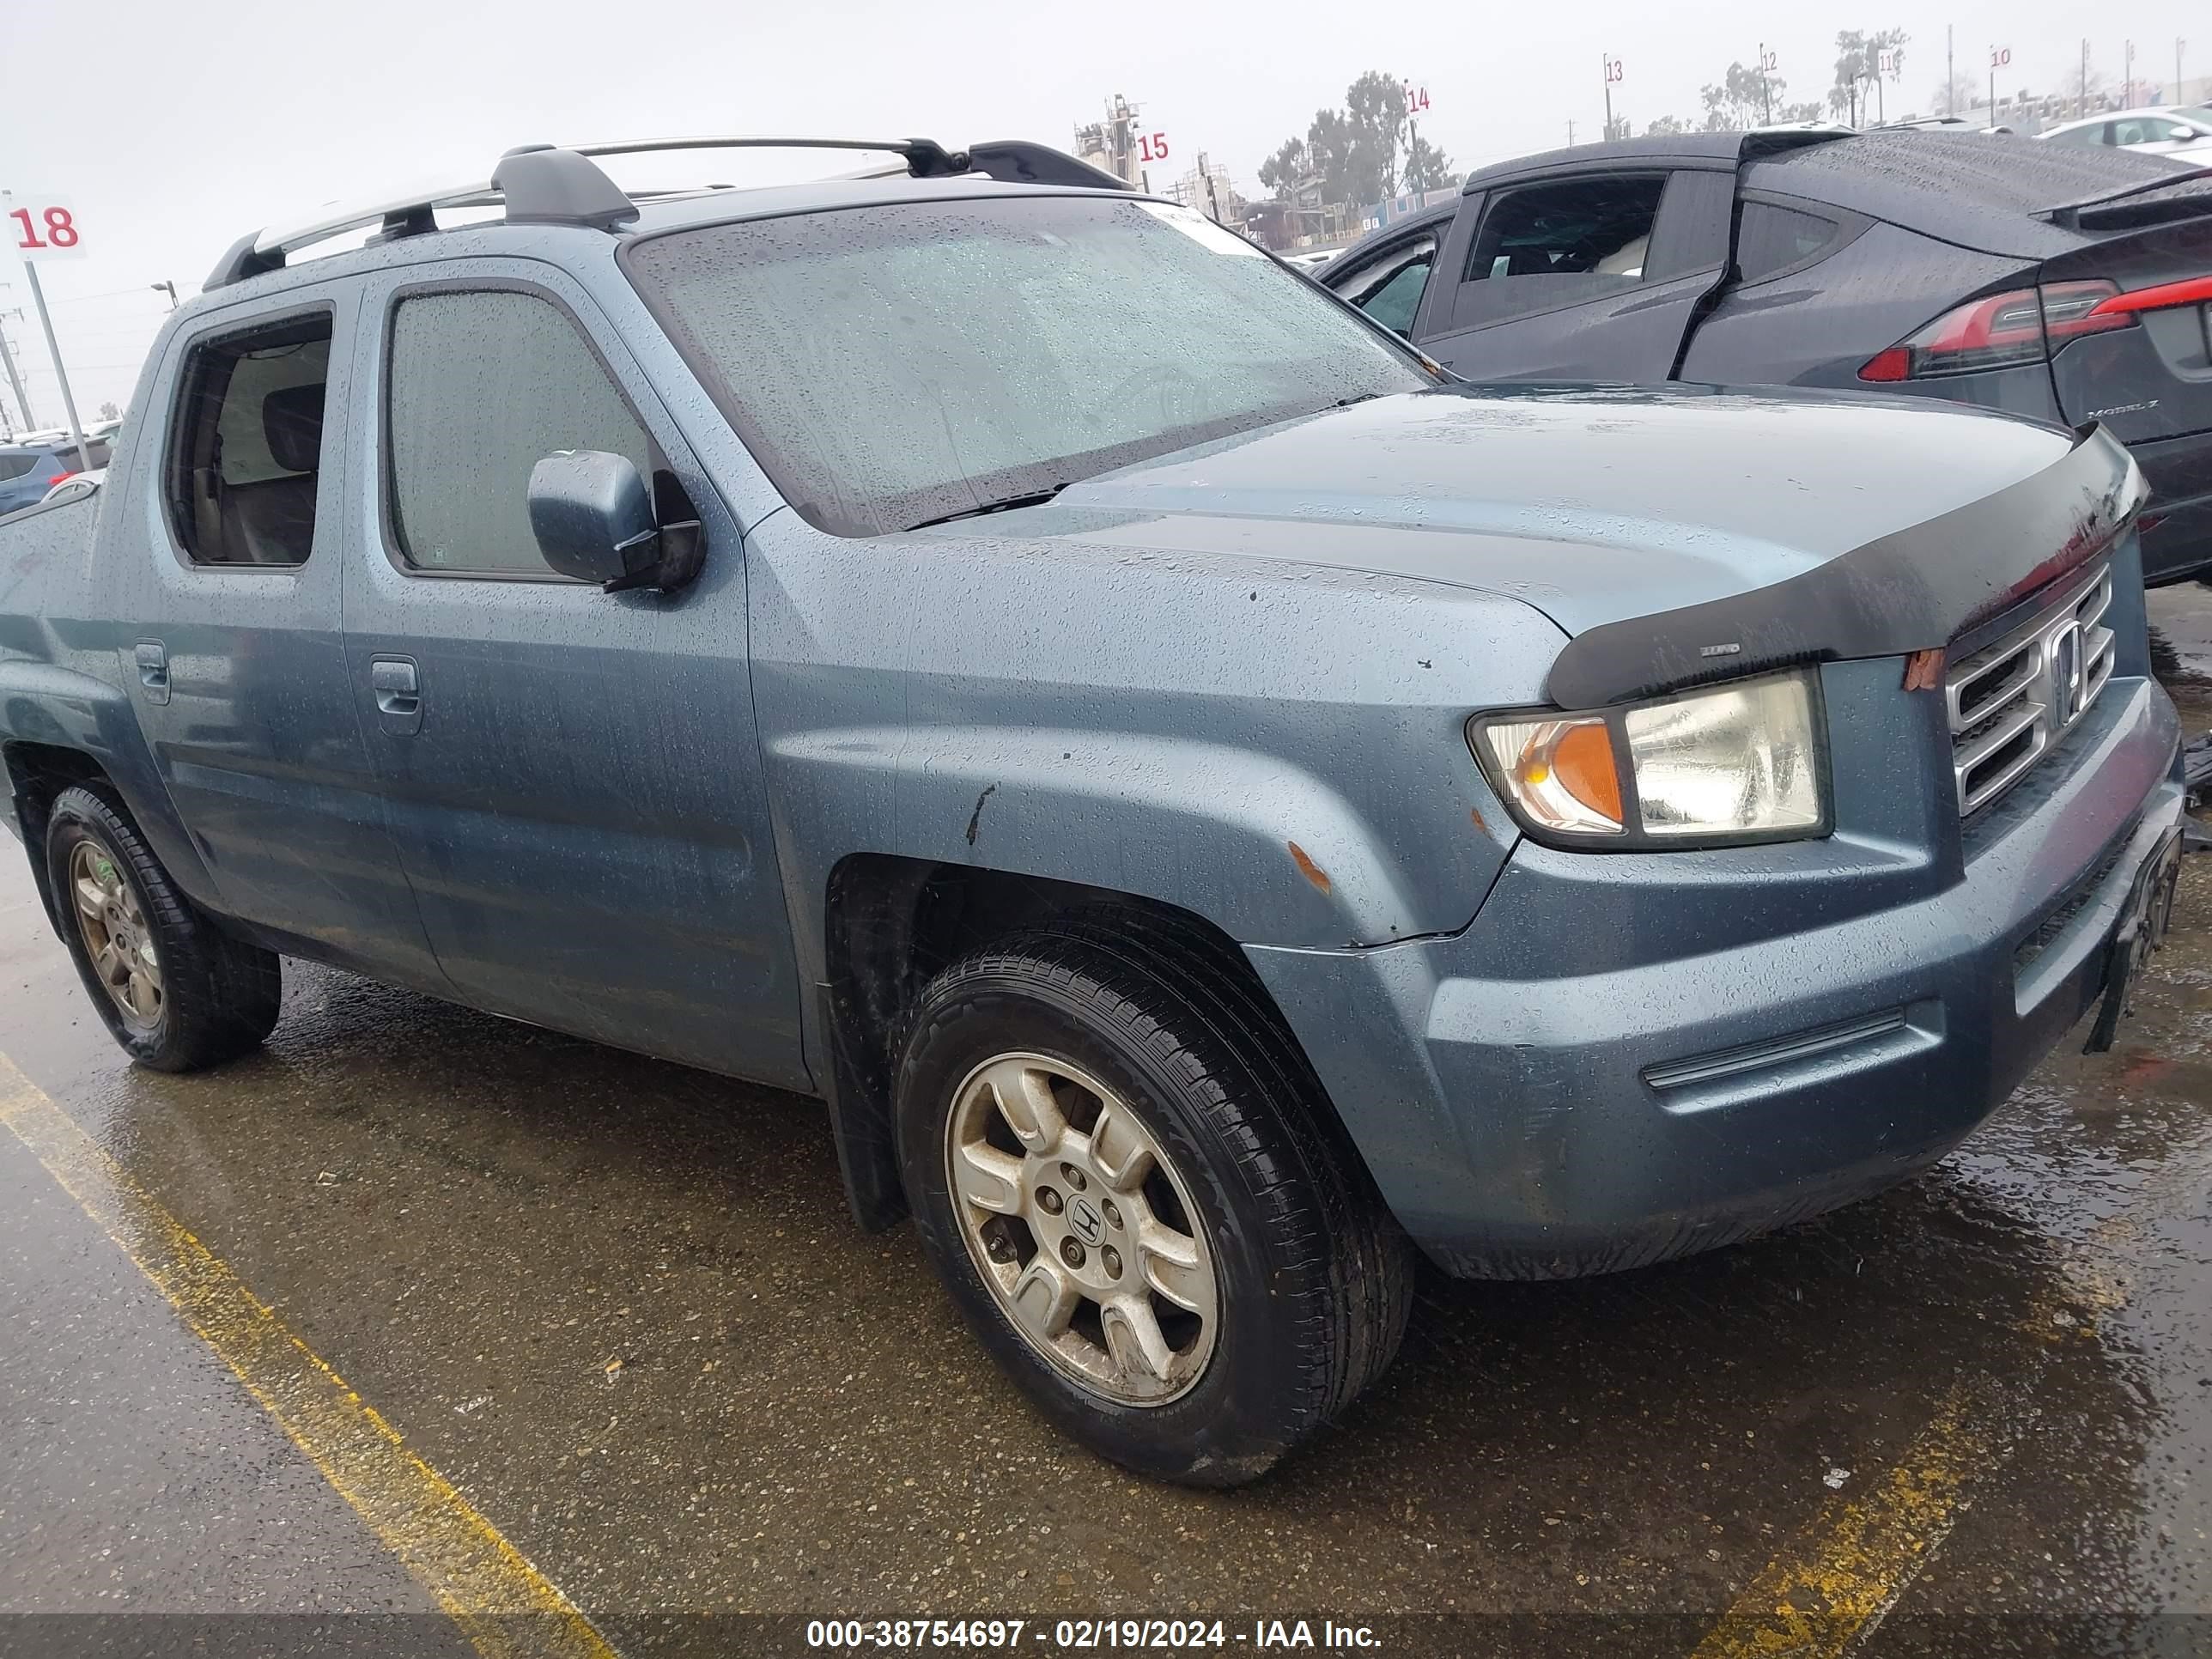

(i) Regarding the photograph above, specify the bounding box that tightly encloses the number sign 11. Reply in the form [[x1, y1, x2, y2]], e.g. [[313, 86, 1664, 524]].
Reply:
[[5, 194, 86, 261]]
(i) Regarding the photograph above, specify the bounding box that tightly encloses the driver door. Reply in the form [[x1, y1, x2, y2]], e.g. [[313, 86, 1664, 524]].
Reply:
[[338, 260, 806, 1091]]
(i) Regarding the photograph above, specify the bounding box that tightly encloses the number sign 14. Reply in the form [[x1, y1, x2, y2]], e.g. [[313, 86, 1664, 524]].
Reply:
[[5, 194, 86, 261]]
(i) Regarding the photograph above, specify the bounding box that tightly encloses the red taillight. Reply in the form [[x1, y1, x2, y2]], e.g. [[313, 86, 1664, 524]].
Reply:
[[44, 471, 73, 485], [1857, 346, 1911, 383], [1857, 280, 2136, 381], [2090, 273, 2212, 316]]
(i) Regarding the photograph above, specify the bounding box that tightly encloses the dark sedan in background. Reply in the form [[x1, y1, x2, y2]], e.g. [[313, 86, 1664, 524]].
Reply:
[[1322, 130, 2212, 584]]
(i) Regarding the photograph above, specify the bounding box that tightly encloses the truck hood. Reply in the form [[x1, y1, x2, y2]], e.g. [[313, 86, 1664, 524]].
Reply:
[[1008, 385, 2143, 706]]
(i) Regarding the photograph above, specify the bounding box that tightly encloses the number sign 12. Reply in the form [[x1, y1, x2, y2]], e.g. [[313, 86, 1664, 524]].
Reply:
[[5, 194, 86, 261]]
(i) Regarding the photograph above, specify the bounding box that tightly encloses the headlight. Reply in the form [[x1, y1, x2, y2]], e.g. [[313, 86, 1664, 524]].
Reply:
[[1470, 670, 1826, 849]]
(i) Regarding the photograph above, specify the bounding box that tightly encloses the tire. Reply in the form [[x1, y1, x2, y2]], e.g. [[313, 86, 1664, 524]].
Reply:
[[44, 783, 281, 1072], [895, 917, 1413, 1486]]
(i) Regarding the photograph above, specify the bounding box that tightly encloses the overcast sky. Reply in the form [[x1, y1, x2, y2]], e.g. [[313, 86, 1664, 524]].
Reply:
[[0, 0, 2200, 423]]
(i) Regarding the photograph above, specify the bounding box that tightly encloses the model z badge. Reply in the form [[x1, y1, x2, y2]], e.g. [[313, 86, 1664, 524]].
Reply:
[[2050, 620, 2085, 722]]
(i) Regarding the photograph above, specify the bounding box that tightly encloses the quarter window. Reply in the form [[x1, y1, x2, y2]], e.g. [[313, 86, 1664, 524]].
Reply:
[[386, 289, 653, 575], [166, 312, 332, 567], [1734, 203, 1841, 283]]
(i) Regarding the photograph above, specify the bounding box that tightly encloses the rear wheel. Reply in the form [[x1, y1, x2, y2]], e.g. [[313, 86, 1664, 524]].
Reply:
[[44, 784, 281, 1071], [895, 920, 1411, 1486]]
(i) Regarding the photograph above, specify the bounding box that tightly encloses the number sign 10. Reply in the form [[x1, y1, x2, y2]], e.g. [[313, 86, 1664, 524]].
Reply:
[[5, 195, 86, 261]]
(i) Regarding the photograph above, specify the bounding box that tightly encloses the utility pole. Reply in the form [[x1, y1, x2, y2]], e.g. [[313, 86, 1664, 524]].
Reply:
[[1759, 41, 1772, 124], [2125, 39, 2135, 103], [2179, 40, 2187, 102], [1567, 117, 1577, 147], [2081, 40, 2090, 117], [0, 307, 33, 431], [1601, 52, 1613, 140], [1948, 27, 1955, 117]]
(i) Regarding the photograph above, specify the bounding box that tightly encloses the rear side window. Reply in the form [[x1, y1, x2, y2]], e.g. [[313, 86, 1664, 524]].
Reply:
[[2043, 124, 2110, 148], [0, 453, 37, 482], [166, 312, 332, 568], [1468, 177, 1664, 280], [1459, 176, 1665, 323], [1734, 203, 1842, 283], [386, 289, 653, 576]]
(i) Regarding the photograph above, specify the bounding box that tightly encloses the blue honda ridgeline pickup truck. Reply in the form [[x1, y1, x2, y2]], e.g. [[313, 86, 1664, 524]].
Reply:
[[0, 137, 2186, 1485]]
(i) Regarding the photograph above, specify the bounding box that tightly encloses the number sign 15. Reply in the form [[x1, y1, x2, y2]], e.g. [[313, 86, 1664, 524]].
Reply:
[[1136, 131, 1170, 164], [4, 194, 86, 261]]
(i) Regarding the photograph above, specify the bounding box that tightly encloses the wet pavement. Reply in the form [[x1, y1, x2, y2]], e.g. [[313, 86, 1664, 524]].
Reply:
[[3, 599, 2211, 1659]]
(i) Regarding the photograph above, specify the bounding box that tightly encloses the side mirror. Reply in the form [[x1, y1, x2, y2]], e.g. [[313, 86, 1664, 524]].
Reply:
[[527, 450, 670, 592]]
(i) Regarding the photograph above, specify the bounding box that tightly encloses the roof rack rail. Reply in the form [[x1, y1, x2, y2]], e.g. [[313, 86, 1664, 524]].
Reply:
[[205, 135, 1133, 291]]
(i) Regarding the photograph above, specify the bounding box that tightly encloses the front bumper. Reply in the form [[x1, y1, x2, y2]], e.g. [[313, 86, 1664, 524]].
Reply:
[[1249, 658, 2183, 1279]]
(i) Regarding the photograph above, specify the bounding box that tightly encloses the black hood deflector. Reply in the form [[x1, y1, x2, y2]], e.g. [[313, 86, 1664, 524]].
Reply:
[[1543, 424, 2145, 710]]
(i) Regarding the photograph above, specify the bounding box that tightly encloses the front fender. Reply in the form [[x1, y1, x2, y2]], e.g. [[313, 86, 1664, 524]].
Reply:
[[747, 508, 1571, 1000], [770, 723, 1432, 949]]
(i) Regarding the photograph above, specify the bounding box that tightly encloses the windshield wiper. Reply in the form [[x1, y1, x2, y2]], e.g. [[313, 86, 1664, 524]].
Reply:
[[906, 484, 1070, 531]]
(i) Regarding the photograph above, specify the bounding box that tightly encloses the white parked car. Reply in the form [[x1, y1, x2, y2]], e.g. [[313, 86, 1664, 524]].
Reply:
[[2038, 106, 2212, 160]]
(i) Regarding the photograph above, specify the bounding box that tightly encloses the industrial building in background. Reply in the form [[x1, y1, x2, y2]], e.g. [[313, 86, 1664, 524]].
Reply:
[[1074, 95, 1149, 190]]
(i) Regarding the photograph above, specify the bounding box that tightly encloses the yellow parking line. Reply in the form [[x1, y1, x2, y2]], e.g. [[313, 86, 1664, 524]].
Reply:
[[1685, 1376, 2008, 1659], [0, 1052, 616, 1659]]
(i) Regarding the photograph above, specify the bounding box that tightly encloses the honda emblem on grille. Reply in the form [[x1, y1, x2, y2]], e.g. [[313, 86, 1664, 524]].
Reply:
[[2049, 621, 2085, 724]]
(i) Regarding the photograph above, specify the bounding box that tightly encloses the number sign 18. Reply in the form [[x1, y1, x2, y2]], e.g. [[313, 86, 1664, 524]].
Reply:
[[4, 194, 86, 261]]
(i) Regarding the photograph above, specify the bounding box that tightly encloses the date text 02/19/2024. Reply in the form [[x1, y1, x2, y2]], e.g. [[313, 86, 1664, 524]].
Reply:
[[803, 1620, 1383, 1649]]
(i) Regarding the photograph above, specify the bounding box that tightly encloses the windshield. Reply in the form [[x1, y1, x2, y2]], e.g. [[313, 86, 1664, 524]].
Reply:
[[627, 193, 1433, 537]]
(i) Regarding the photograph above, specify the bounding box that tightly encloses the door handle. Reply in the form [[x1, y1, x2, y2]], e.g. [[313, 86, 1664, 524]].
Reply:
[[369, 655, 422, 735], [134, 640, 170, 705]]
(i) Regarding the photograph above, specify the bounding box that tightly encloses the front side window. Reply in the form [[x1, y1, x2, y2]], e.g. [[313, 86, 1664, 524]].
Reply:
[[166, 312, 331, 567], [627, 195, 1431, 537], [386, 289, 653, 575], [1334, 238, 1437, 337], [2044, 123, 2111, 148], [2113, 115, 2204, 146]]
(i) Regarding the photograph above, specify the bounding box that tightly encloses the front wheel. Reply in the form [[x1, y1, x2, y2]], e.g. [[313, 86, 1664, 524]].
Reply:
[[44, 784, 282, 1071], [895, 921, 1411, 1486]]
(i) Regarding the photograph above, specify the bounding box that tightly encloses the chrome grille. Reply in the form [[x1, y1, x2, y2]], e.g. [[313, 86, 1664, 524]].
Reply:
[[1945, 560, 2115, 817]]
